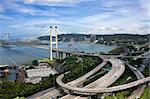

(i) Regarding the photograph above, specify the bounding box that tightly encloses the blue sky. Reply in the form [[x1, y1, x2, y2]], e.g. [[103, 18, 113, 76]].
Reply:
[[0, 0, 149, 39]]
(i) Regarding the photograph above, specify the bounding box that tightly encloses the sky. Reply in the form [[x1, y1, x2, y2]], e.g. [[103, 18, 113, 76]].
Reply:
[[0, 0, 149, 39]]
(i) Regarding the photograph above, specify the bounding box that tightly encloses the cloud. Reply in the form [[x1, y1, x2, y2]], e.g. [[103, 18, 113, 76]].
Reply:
[[1, 0, 58, 17], [23, 0, 93, 4], [0, 5, 3, 12], [17, 7, 58, 16], [0, 0, 149, 36], [0, 5, 4, 12], [77, 12, 113, 23], [139, 0, 150, 13], [9, 18, 63, 29], [0, 15, 14, 20]]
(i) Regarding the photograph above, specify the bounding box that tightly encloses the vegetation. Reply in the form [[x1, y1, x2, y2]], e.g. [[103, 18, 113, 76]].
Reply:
[[143, 65, 150, 77], [22, 58, 40, 65], [105, 87, 149, 99], [97, 34, 149, 45], [106, 65, 137, 98], [14, 97, 26, 99], [105, 90, 132, 99], [0, 55, 101, 99], [141, 87, 150, 99], [83, 70, 107, 86], [127, 58, 142, 67], [32, 59, 38, 66], [108, 46, 124, 55], [0, 75, 57, 99], [108, 45, 136, 55], [39, 58, 55, 65], [63, 55, 102, 83], [140, 44, 149, 51], [127, 58, 149, 77], [83, 62, 111, 86], [111, 65, 136, 86], [39, 34, 149, 45]]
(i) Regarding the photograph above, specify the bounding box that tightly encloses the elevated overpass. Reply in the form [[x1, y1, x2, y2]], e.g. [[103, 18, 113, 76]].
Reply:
[[66, 59, 108, 87], [56, 73, 150, 94], [127, 64, 146, 99], [61, 58, 125, 99]]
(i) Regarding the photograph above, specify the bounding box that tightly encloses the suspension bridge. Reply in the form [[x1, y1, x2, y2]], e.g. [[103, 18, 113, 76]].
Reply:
[[0, 26, 149, 60]]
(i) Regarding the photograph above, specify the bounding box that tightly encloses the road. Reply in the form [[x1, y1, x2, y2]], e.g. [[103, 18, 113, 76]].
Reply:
[[61, 58, 125, 99], [127, 64, 146, 99], [61, 59, 108, 99], [33, 45, 149, 59], [28, 57, 107, 99], [27, 87, 61, 99], [37, 89, 61, 99], [27, 47, 149, 98], [56, 70, 150, 94], [87, 59, 125, 88], [66, 59, 108, 87]]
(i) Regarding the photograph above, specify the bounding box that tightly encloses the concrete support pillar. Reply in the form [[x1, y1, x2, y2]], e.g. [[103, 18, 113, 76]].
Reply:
[[60, 52, 63, 59], [58, 52, 62, 59], [56, 51, 58, 59], [62, 53, 66, 58], [66, 53, 70, 57], [57, 52, 60, 59]]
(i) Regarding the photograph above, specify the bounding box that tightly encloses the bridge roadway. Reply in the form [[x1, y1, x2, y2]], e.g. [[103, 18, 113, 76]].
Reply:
[[61, 58, 125, 99], [127, 64, 146, 99], [33, 45, 149, 59]]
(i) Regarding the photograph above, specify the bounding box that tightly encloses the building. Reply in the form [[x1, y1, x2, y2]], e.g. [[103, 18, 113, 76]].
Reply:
[[25, 67, 57, 84]]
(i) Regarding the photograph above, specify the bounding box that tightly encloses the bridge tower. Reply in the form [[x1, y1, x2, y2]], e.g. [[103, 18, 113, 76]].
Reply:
[[2, 32, 10, 47], [4, 32, 10, 41], [49, 26, 58, 60]]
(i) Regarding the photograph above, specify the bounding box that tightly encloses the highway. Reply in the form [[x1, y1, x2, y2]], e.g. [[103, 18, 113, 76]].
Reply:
[[127, 64, 146, 99], [37, 89, 61, 99], [28, 57, 107, 99], [27, 87, 61, 99], [88, 59, 125, 88], [61, 58, 125, 99], [61, 59, 108, 99], [56, 73, 150, 94], [66, 59, 108, 87], [28, 46, 149, 98]]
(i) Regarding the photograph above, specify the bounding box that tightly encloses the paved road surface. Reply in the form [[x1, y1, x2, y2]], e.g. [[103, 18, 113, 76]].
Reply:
[[37, 89, 61, 99], [67, 59, 108, 87], [27, 87, 61, 99], [27, 87, 60, 99], [56, 71, 150, 94], [61, 58, 125, 99], [128, 64, 146, 99], [34, 45, 149, 59]]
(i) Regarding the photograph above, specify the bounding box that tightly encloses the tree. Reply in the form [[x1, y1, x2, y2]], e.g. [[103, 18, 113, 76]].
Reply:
[[32, 60, 38, 66]]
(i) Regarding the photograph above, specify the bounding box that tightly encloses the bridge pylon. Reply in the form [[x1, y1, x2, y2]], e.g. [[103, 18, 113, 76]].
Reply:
[[49, 26, 58, 60], [2, 32, 10, 47], [4, 32, 10, 41]]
